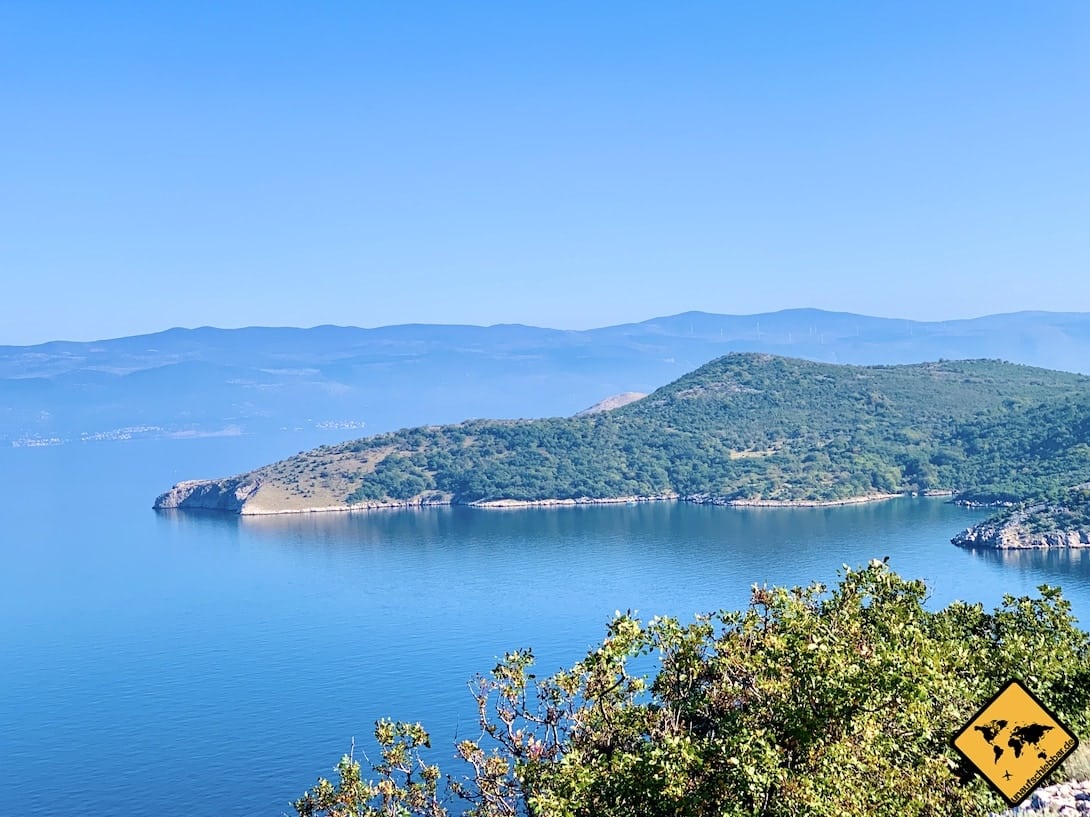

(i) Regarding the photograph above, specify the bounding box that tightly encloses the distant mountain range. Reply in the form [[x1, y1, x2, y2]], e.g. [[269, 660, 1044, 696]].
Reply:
[[6, 309, 1090, 446]]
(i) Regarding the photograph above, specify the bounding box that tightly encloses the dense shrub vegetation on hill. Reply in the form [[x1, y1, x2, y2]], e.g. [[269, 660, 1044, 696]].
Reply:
[[291, 355, 1090, 506], [986, 485, 1090, 535], [294, 561, 1090, 817]]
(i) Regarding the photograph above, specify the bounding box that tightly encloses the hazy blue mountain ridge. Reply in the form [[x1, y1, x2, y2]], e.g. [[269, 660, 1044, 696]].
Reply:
[[7, 309, 1090, 446]]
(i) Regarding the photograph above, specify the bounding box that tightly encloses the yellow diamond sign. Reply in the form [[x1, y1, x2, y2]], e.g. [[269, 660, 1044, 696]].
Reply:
[[952, 679, 1079, 806]]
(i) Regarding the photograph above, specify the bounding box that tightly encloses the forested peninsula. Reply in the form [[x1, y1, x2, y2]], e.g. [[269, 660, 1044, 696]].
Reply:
[[154, 354, 1090, 544]]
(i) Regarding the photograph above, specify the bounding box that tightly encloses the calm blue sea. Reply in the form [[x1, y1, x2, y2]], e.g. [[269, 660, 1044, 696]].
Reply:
[[3, 435, 1090, 816]]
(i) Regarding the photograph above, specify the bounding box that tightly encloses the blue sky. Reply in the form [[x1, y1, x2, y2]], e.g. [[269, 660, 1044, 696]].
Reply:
[[3, 2, 1089, 343]]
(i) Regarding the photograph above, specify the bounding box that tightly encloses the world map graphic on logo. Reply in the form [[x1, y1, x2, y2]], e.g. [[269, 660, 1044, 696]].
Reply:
[[973, 719, 1054, 764]]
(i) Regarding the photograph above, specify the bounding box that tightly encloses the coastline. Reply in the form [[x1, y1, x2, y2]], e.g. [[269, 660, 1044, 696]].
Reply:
[[157, 486, 917, 517], [436, 490, 902, 513], [716, 492, 901, 508], [223, 493, 677, 516]]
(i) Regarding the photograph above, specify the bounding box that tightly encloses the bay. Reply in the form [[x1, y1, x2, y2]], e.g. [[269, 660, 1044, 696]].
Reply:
[[3, 436, 1090, 816]]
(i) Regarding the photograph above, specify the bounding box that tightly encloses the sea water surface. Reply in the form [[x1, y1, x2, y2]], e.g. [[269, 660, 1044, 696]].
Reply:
[[3, 436, 1090, 816]]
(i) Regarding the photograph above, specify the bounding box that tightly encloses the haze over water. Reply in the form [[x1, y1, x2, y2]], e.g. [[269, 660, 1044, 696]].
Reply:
[[4, 436, 1090, 816]]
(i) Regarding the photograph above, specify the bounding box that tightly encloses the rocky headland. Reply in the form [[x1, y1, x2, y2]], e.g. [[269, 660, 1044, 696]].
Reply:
[[154, 478, 261, 513], [154, 476, 447, 515], [952, 500, 1090, 550]]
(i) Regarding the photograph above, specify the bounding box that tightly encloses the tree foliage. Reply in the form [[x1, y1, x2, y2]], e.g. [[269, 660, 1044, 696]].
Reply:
[[295, 562, 1090, 816], [294, 721, 445, 817]]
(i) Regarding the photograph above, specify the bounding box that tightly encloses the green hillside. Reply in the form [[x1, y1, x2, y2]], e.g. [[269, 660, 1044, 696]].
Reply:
[[203, 354, 1090, 510]]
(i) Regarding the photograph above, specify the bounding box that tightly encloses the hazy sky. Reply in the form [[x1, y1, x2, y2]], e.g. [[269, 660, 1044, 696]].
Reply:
[[3, 2, 1089, 343]]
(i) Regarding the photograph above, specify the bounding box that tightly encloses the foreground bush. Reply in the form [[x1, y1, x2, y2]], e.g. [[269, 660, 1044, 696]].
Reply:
[[295, 560, 1090, 816]]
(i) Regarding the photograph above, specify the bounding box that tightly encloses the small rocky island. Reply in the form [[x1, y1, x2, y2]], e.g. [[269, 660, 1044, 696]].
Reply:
[[952, 490, 1090, 550]]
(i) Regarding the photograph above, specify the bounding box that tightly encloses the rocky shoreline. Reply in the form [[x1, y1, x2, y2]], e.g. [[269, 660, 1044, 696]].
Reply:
[[153, 481, 1090, 554], [153, 481, 910, 516], [952, 503, 1090, 550], [153, 477, 260, 514], [714, 492, 900, 508], [993, 779, 1090, 815]]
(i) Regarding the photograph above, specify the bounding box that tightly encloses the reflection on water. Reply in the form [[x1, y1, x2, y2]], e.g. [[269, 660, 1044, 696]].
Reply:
[[151, 498, 1090, 627], [966, 546, 1090, 569], [960, 546, 1090, 603], [234, 495, 967, 545]]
